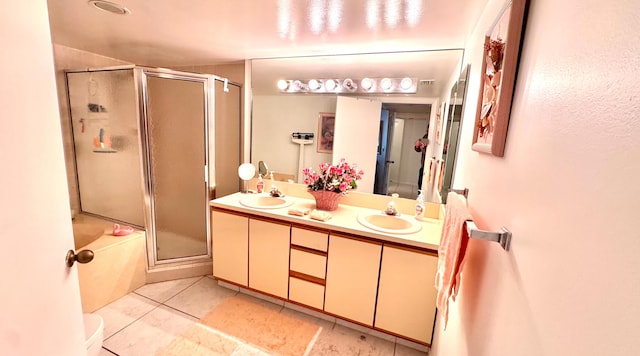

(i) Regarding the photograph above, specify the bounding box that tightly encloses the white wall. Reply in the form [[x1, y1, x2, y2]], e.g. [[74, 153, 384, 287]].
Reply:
[[432, 1, 640, 355], [252, 95, 336, 181], [0, 0, 85, 354], [397, 118, 428, 186]]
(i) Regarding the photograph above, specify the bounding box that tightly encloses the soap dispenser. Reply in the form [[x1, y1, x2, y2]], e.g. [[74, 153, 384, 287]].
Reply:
[[415, 190, 426, 221], [256, 174, 264, 193]]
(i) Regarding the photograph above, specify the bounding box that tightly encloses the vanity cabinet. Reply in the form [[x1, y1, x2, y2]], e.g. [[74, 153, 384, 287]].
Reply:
[[249, 218, 290, 299], [374, 245, 438, 343], [324, 233, 382, 326], [211, 210, 248, 286], [211, 201, 440, 346], [288, 226, 329, 310]]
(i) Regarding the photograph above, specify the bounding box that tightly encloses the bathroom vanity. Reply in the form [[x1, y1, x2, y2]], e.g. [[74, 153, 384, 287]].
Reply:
[[210, 191, 443, 345]]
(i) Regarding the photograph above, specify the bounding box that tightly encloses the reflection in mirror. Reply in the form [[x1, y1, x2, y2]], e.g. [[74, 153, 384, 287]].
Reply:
[[250, 50, 465, 203], [258, 160, 269, 176], [440, 65, 471, 203]]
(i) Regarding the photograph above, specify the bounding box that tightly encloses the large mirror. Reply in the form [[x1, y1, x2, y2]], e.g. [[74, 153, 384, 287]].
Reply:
[[251, 50, 467, 202]]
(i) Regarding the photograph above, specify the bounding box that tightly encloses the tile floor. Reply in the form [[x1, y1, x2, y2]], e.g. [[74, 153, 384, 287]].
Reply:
[[96, 275, 430, 356]]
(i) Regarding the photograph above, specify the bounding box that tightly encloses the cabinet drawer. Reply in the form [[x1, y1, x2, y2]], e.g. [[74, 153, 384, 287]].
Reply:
[[291, 227, 328, 252], [290, 248, 326, 279], [289, 277, 325, 310]]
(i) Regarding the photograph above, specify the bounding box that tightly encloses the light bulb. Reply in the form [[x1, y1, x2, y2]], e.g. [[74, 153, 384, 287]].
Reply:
[[308, 79, 321, 90], [277, 80, 289, 91], [380, 78, 392, 90], [325, 79, 337, 91], [361, 78, 373, 91], [343, 78, 357, 91], [400, 77, 413, 90]]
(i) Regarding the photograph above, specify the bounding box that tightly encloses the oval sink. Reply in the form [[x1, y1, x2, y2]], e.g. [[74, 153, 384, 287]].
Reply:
[[357, 213, 422, 234], [239, 195, 293, 209]]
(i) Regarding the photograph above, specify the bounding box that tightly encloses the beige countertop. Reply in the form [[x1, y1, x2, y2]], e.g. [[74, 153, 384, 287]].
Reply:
[[210, 192, 442, 251]]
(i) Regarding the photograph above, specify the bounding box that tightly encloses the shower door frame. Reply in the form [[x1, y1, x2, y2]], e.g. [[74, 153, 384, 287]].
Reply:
[[137, 67, 214, 267]]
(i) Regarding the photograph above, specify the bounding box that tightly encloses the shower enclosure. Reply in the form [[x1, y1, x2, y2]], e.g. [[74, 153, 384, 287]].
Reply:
[[66, 66, 240, 267]]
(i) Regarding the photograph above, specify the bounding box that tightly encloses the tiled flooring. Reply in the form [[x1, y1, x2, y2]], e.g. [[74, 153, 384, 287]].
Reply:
[[96, 275, 430, 356]]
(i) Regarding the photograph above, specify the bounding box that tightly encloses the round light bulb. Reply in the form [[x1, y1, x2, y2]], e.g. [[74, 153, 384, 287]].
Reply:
[[325, 79, 337, 91], [277, 80, 289, 91], [400, 77, 413, 90], [361, 78, 373, 90], [308, 79, 321, 90], [380, 78, 392, 90]]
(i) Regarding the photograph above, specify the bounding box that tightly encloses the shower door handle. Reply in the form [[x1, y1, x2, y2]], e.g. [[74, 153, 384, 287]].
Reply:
[[66, 249, 95, 267]]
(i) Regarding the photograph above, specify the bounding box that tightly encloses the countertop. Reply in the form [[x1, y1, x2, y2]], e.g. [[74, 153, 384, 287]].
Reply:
[[210, 192, 442, 251]]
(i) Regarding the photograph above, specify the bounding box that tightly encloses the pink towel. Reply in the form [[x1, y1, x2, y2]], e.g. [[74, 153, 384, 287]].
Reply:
[[435, 191, 472, 329]]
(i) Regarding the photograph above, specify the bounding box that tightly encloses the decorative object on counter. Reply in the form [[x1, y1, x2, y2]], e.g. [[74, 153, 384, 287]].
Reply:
[[302, 159, 363, 211], [308, 190, 343, 211], [472, 0, 529, 157], [112, 224, 134, 236]]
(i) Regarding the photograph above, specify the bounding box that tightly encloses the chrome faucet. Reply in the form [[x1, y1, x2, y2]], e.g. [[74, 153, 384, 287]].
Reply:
[[270, 185, 284, 197]]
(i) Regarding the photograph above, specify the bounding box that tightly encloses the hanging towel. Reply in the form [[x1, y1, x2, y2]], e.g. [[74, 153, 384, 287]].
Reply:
[[435, 191, 472, 329]]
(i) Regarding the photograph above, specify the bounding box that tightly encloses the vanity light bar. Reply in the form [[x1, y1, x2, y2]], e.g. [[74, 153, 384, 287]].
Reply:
[[277, 77, 418, 94]]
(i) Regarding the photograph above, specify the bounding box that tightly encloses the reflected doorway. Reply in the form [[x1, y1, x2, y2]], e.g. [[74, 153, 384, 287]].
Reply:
[[374, 104, 431, 199]]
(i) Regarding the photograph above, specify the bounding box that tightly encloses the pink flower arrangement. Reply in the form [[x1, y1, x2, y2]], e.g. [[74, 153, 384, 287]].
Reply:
[[302, 159, 364, 195]]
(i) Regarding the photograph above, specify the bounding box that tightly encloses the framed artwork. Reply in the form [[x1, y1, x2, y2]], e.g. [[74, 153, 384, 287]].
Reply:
[[472, 0, 528, 157], [317, 112, 335, 153]]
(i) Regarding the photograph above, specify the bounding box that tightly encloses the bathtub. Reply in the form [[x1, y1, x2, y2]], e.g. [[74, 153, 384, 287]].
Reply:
[[72, 214, 146, 312]]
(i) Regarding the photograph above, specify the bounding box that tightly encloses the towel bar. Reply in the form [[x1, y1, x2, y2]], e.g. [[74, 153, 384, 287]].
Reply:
[[465, 220, 512, 251], [449, 188, 469, 197]]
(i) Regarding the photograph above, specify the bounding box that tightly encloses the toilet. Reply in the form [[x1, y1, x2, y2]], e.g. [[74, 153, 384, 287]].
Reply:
[[83, 313, 104, 356]]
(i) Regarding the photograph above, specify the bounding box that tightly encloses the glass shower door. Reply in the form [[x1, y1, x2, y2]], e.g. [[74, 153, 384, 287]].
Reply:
[[143, 72, 210, 261], [67, 69, 145, 227]]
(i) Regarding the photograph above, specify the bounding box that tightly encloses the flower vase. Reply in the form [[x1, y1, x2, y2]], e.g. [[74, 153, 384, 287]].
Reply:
[[308, 190, 343, 211]]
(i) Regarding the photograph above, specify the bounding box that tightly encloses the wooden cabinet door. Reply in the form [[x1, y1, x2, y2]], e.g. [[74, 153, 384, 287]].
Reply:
[[249, 219, 291, 298], [212, 210, 248, 286], [324, 234, 382, 326], [375, 246, 438, 344]]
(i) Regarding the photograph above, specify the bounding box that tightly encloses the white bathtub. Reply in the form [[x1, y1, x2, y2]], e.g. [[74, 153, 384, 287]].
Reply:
[[72, 215, 146, 312]]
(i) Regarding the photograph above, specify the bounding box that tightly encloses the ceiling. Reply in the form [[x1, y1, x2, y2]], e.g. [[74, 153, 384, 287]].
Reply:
[[46, 0, 486, 67]]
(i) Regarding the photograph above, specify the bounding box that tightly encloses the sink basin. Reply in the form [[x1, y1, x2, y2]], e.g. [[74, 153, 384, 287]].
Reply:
[[357, 213, 422, 234], [239, 195, 293, 209]]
